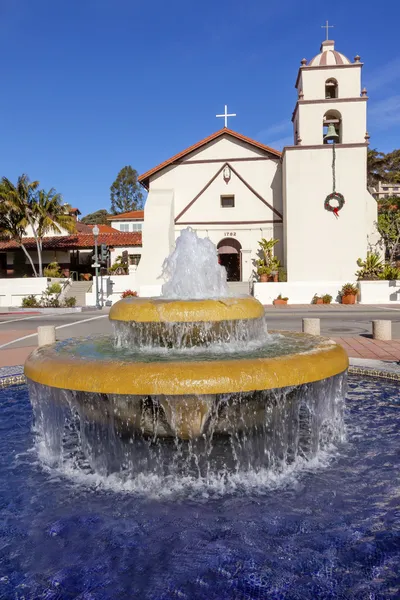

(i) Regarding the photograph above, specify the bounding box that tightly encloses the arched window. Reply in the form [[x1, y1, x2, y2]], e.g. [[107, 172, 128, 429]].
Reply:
[[325, 78, 338, 99], [323, 110, 342, 144]]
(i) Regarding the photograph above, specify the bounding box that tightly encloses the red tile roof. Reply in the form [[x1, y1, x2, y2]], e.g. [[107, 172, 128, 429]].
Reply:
[[76, 221, 93, 233], [87, 224, 118, 233], [138, 128, 281, 190], [0, 232, 142, 250], [107, 210, 144, 221]]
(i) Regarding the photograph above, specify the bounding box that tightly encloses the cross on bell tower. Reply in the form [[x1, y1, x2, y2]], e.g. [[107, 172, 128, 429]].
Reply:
[[321, 20, 334, 40]]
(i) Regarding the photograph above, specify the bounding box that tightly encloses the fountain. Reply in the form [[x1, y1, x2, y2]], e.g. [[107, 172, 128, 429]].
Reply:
[[24, 228, 348, 477]]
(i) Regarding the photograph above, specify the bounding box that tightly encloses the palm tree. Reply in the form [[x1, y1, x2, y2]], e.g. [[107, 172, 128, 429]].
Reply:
[[0, 203, 38, 276], [34, 189, 76, 276], [0, 174, 40, 275]]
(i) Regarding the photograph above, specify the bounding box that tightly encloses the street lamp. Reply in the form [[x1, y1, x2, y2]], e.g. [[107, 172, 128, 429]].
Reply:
[[92, 225, 101, 309]]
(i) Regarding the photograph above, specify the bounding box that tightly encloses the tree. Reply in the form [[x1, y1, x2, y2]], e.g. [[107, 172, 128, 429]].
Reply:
[[34, 189, 76, 276], [367, 149, 386, 188], [0, 175, 40, 276], [0, 203, 38, 276], [368, 148, 400, 188], [110, 166, 143, 214], [376, 197, 400, 263], [81, 209, 110, 225], [0, 175, 74, 277]]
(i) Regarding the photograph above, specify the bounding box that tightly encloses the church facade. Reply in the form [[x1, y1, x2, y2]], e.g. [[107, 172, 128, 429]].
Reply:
[[135, 38, 377, 296]]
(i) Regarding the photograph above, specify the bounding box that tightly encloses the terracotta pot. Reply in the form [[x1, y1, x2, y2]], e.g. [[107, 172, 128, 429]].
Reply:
[[341, 294, 356, 305], [273, 299, 288, 306], [314, 298, 324, 304], [260, 273, 269, 282]]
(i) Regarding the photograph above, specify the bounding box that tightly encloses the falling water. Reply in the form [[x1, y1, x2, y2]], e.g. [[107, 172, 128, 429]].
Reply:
[[161, 228, 230, 299], [28, 373, 346, 495]]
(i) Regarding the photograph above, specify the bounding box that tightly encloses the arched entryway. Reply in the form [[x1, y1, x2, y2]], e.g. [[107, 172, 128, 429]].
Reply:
[[217, 238, 241, 281]]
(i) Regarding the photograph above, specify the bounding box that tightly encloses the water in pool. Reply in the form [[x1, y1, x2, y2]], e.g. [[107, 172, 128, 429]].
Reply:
[[0, 376, 399, 599]]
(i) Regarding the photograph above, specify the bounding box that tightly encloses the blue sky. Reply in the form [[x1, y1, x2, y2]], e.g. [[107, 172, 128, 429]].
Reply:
[[1, 0, 399, 216]]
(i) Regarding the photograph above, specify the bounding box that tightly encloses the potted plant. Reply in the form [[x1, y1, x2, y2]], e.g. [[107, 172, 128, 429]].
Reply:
[[257, 238, 280, 282], [121, 290, 138, 298], [322, 294, 333, 304], [273, 294, 288, 306], [257, 261, 271, 283], [312, 294, 324, 305], [340, 283, 358, 305]]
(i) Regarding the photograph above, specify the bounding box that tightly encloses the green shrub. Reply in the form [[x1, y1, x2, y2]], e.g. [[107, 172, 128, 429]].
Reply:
[[278, 267, 287, 282], [47, 283, 62, 294], [356, 252, 384, 280], [21, 295, 39, 308], [63, 297, 77, 307], [379, 264, 400, 280], [44, 262, 62, 278], [322, 294, 333, 304], [41, 297, 60, 308]]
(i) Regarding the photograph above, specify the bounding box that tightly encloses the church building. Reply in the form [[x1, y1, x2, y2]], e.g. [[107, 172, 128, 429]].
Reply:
[[135, 37, 377, 297]]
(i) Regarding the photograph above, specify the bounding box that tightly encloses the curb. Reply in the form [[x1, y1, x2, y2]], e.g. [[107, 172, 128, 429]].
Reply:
[[7, 307, 83, 314]]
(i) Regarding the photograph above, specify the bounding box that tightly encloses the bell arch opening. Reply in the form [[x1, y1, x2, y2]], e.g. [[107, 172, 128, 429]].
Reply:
[[325, 78, 338, 99], [323, 110, 342, 144], [217, 238, 242, 282]]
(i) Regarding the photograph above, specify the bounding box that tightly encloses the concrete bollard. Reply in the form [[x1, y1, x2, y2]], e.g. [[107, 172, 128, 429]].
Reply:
[[372, 320, 392, 341], [37, 326, 56, 347], [302, 318, 320, 336]]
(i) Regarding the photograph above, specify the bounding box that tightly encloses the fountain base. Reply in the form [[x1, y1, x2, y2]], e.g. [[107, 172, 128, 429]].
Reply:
[[25, 332, 348, 440]]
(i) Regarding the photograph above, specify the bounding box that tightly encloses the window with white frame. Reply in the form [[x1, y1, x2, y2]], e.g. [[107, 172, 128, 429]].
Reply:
[[131, 223, 143, 231], [119, 224, 130, 232]]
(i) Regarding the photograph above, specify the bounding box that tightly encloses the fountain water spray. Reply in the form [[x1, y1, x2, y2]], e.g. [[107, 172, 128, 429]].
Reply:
[[161, 228, 229, 299]]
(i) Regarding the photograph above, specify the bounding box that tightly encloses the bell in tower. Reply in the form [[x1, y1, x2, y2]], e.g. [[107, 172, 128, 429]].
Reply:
[[323, 123, 340, 144]]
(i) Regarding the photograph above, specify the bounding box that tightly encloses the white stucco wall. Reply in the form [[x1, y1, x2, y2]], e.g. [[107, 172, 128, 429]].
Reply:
[[296, 101, 367, 145], [254, 281, 345, 304], [299, 65, 362, 100], [135, 189, 175, 292], [358, 280, 400, 304], [85, 273, 138, 305], [138, 134, 283, 288], [283, 145, 377, 282], [0, 278, 48, 307], [109, 220, 143, 232]]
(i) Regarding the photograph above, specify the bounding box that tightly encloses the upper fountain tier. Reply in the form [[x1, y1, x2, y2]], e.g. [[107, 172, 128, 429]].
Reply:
[[110, 296, 267, 350]]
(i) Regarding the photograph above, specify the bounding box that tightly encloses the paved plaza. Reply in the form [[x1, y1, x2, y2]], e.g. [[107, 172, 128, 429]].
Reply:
[[1, 304, 400, 367]]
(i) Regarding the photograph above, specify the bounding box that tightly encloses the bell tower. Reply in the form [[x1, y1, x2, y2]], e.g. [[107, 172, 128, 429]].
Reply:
[[292, 39, 368, 147], [282, 36, 377, 283]]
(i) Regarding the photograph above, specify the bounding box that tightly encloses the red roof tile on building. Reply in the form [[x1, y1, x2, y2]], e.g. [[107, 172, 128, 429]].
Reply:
[[138, 128, 281, 190], [76, 221, 93, 233], [107, 210, 144, 221], [0, 232, 142, 251], [87, 224, 119, 233]]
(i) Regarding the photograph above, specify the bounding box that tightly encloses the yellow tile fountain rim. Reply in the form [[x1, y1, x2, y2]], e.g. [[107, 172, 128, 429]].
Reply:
[[24, 335, 349, 396], [109, 296, 264, 323]]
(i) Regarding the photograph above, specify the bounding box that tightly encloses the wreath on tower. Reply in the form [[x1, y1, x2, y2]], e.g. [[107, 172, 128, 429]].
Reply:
[[324, 192, 345, 218], [324, 141, 345, 218]]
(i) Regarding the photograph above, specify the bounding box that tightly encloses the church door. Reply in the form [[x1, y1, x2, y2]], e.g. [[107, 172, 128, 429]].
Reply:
[[217, 238, 241, 281]]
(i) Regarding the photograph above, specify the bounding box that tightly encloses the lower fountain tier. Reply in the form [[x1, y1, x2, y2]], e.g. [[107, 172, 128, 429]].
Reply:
[[24, 333, 348, 439]]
